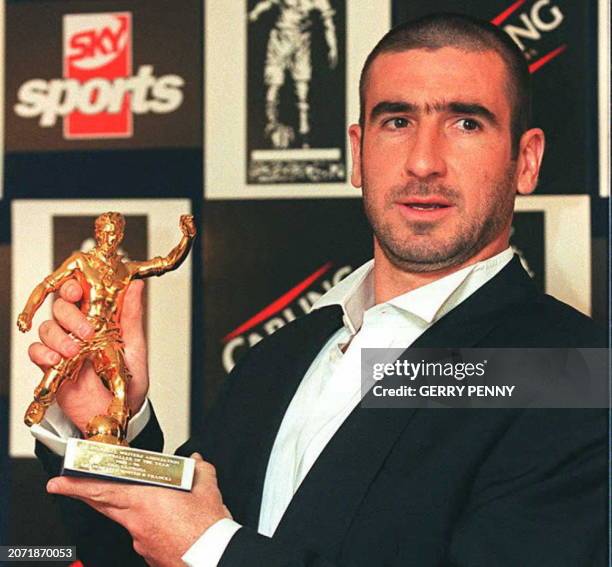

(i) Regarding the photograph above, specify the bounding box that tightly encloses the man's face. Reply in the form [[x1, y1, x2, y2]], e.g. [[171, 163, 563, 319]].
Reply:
[[350, 47, 524, 272], [96, 222, 123, 254]]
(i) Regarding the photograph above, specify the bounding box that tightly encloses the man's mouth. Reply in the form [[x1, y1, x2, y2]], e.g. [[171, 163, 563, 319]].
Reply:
[[406, 203, 448, 210], [400, 198, 452, 209], [396, 198, 454, 219]]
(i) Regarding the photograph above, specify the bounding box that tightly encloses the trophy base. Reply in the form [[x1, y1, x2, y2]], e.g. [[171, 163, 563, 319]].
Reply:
[[62, 438, 195, 491]]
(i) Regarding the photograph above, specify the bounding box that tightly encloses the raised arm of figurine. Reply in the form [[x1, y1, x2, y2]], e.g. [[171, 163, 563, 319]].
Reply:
[[317, 0, 338, 68], [127, 215, 197, 280], [17, 254, 83, 333], [248, 0, 277, 22]]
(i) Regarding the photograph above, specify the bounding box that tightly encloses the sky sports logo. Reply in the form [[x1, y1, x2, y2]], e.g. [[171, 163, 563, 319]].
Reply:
[[14, 12, 185, 139]]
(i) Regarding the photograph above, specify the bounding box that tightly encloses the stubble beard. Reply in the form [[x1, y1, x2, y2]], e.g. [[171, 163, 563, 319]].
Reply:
[[363, 166, 517, 273]]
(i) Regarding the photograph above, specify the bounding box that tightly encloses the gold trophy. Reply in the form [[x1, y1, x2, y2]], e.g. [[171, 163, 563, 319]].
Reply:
[[17, 212, 197, 490]]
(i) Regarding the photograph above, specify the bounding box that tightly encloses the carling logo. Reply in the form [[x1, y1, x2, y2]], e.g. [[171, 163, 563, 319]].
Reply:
[[14, 12, 185, 139], [491, 0, 566, 73], [221, 263, 353, 373]]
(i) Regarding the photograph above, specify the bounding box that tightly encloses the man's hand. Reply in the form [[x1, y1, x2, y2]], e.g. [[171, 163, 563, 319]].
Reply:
[[27, 279, 149, 434], [47, 453, 232, 567], [179, 215, 197, 238], [17, 312, 33, 333]]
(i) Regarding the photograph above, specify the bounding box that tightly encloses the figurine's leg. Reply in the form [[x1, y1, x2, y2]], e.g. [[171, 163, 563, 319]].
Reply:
[[264, 30, 286, 137], [24, 354, 84, 426], [295, 81, 310, 137], [265, 85, 281, 133], [293, 35, 312, 145], [84, 348, 130, 445], [92, 347, 131, 434]]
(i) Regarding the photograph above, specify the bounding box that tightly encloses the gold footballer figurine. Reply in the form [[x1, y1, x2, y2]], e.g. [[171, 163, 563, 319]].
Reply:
[[17, 212, 196, 445]]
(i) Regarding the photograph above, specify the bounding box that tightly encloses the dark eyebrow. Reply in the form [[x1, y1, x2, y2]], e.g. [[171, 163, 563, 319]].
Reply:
[[445, 102, 499, 126], [369, 101, 418, 122], [369, 100, 499, 127]]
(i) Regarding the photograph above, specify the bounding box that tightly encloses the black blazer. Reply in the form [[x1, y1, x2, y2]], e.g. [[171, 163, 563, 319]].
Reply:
[[37, 257, 608, 566]]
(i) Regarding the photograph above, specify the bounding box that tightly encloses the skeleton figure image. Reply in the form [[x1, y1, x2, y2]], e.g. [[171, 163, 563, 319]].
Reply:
[[249, 0, 338, 148], [17, 212, 196, 445]]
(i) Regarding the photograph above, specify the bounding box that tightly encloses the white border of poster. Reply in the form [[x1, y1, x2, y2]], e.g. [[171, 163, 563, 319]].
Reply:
[[515, 194, 591, 316], [10, 199, 192, 457], [204, 0, 391, 199]]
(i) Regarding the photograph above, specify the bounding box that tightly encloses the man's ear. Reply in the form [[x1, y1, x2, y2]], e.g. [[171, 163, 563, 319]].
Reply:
[[516, 128, 545, 195], [348, 123, 363, 189]]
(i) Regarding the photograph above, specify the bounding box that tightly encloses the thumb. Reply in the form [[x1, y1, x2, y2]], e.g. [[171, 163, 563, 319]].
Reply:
[[47, 476, 77, 495]]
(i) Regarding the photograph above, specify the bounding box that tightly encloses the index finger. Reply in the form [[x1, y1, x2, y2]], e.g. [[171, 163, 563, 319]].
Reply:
[[59, 279, 83, 303]]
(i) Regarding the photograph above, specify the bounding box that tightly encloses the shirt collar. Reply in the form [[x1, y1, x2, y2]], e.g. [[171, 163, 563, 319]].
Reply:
[[312, 248, 514, 333], [312, 260, 374, 334]]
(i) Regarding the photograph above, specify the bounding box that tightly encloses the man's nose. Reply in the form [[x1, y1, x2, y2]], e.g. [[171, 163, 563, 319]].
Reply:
[[404, 122, 447, 179]]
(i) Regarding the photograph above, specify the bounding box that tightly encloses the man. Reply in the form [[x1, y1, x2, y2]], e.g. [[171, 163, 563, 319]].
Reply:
[[249, 0, 338, 148], [30, 14, 606, 567]]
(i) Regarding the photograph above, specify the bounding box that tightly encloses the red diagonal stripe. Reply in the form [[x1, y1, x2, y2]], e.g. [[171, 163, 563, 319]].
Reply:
[[491, 0, 527, 26], [223, 262, 333, 342], [529, 44, 567, 73]]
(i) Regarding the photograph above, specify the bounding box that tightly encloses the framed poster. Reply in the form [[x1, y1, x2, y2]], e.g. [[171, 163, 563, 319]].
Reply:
[[514, 194, 591, 315], [204, 0, 391, 199], [10, 199, 193, 457], [5, 0, 201, 152]]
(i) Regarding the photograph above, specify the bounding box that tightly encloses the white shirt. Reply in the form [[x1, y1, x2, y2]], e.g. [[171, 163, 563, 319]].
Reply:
[[33, 249, 514, 566]]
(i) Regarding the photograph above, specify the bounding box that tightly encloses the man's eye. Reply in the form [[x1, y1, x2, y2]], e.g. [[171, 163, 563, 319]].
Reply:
[[385, 117, 408, 129], [457, 118, 481, 132]]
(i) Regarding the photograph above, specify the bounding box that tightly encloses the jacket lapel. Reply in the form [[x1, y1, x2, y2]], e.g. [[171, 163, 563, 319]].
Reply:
[[271, 257, 538, 555], [412, 256, 537, 349], [238, 305, 345, 526], [273, 396, 420, 555]]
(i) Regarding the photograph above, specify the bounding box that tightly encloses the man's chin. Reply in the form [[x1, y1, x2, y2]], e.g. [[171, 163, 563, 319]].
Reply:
[[380, 240, 478, 273]]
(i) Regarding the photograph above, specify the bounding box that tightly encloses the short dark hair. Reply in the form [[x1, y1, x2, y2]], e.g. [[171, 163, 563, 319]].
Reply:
[[359, 13, 531, 156]]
